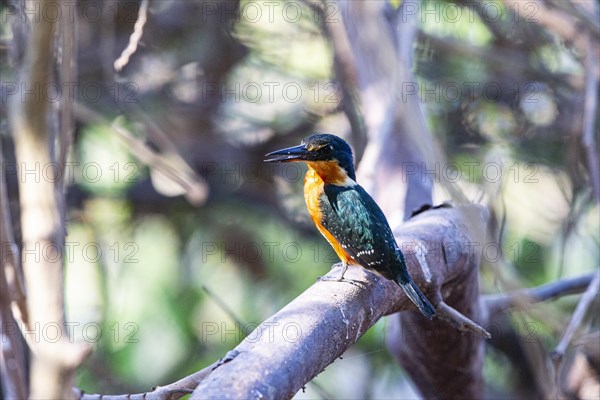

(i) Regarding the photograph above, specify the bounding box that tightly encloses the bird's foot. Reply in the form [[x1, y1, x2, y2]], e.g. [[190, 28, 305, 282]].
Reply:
[[317, 274, 362, 287], [317, 263, 362, 287], [329, 262, 345, 272]]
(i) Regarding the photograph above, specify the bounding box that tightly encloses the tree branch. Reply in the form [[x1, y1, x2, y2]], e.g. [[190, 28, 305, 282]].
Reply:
[[501, 0, 589, 54], [305, 0, 367, 161], [58, 3, 76, 171], [581, 36, 600, 202], [484, 273, 597, 318], [334, 0, 485, 397], [76, 267, 597, 398], [186, 204, 488, 398], [436, 301, 491, 339], [74, 104, 209, 206], [9, 1, 90, 397], [0, 159, 28, 326], [552, 271, 600, 360], [114, 0, 149, 72], [77, 358, 221, 400], [0, 224, 28, 400]]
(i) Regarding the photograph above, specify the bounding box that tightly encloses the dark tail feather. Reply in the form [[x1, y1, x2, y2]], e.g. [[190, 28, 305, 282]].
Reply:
[[397, 275, 436, 320]]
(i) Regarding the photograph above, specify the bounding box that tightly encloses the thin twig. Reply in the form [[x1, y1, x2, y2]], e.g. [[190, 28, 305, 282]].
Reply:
[[552, 270, 600, 360], [436, 301, 491, 339], [484, 272, 596, 318], [581, 37, 600, 202], [548, 270, 600, 396], [74, 104, 208, 205], [200, 285, 247, 329], [77, 359, 220, 400], [58, 8, 76, 172], [111, 119, 208, 205], [129, 107, 209, 202], [114, 0, 149, 72]]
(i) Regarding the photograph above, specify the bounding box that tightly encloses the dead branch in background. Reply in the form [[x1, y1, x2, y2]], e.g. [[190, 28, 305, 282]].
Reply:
[[74, 104, 209, 205], [57, 1, 76, 171], [114, 0, 149, 72], [550, 271, 600, 397], [1, 2, 30, 397], [77, 359, 219, 400], [0, 265, 27, 399], [581, 37, 600, 202], [8, 0, 90, 397], [552, 271, 600, 360], [484, 273, 597, 318], [0, 180, 28, 400], [0, 156, 27, 326]]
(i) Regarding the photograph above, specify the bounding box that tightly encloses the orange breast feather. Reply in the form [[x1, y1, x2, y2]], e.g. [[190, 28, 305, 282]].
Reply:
[[304, 168, 356, 264]]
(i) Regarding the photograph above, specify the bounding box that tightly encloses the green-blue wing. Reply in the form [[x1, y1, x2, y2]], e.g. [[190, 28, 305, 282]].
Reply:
[[320, 184, 401, 280], [321, 184, 436, 319]]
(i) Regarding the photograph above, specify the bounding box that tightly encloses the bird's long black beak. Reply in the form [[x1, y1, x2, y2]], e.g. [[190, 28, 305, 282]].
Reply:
[[264, 144, 310, 163]]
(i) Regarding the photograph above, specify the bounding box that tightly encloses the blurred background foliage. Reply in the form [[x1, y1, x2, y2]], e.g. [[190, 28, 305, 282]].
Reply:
[[1, 0, 598, 398]]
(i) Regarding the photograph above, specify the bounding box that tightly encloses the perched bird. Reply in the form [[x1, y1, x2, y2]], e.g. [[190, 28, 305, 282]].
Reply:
[[265, 133, 435, 319]]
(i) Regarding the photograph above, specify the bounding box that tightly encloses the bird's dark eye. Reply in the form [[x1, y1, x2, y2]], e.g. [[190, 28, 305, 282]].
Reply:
[[322, 145, 333, 155]]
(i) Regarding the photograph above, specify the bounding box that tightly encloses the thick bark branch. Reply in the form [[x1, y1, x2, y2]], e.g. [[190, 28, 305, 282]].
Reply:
[[190, 204, 488, 398], [76, 269, 596, 399], [191, 266, 404, 398], [386, 205, 488, 398]]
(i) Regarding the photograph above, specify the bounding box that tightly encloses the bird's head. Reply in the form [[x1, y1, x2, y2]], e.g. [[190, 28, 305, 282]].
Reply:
[[265, 134, 356, 182]]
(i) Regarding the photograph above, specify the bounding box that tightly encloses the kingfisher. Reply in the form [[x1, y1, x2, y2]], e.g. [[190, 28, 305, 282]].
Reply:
[[265, 133, 435, 319]]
